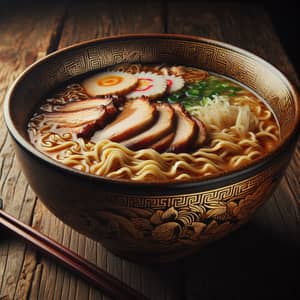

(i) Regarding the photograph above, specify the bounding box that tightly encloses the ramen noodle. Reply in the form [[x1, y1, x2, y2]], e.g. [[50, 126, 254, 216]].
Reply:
[[28, 64, 280, 181]]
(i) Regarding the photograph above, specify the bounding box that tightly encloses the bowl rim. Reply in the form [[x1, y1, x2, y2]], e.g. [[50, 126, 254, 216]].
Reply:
[[4, 33, 300, 189]]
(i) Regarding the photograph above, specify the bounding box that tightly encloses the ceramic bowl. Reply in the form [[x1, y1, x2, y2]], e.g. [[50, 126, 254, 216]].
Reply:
[[4, 34, 299, 263]]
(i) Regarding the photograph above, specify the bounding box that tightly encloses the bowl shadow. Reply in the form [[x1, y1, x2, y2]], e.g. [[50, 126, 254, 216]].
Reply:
[[145, 199, 300, 300]]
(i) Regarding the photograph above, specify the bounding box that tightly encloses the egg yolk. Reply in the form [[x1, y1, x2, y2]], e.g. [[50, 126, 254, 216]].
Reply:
[[97, 75, 123, 86]]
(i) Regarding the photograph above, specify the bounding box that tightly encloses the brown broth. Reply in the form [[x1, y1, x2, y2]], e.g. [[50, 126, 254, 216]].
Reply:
[[27, 64, 280, 181]]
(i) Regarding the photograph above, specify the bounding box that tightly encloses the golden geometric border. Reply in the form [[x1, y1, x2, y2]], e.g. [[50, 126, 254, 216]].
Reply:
[[101, 164, 280, 210]]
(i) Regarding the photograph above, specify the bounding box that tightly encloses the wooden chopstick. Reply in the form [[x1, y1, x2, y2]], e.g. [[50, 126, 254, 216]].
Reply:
[[0, 200, 149, 300]]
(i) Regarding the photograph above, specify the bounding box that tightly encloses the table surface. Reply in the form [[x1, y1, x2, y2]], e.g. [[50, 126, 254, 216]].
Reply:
[[0, 2, 299, 300]]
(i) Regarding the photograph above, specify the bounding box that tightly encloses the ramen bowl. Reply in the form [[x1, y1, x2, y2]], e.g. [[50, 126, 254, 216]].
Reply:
[[4, 34, 299, 263]]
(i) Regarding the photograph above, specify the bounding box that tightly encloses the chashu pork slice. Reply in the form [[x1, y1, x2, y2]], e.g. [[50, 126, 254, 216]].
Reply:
[[91, 97, 157, 143], [121, 103, 175, 150], [167, 104, 197, 153], [150, 132, 175, 153], [192, 116, 207, 148], [52, 97, 116, 112], [43, 103, 118, 138]]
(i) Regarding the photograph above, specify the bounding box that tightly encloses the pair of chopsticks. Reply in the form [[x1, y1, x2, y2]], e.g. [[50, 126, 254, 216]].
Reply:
[[0, 199, 149, 300]]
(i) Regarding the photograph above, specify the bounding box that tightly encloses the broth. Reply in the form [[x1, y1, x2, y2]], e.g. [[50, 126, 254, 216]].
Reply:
[[28, 64, 280, 181]]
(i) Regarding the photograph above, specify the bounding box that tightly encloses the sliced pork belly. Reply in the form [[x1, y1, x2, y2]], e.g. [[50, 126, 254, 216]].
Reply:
[[43, 104, 117, 138], [52, 98, 113, 112], [192, 116, 207, 148], [121, 103, 175, 150], [167, 104, 197, 153], [91, 97, 157, 143], [151, 132, 175, 153]]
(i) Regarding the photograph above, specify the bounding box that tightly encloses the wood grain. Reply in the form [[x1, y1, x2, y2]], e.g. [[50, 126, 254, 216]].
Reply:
[[0, 2, 299, 300], [59, 1, 164, 48], [168, 2, 300, 300], [0, 3, 66, 299], [0, 209, 149, 300]]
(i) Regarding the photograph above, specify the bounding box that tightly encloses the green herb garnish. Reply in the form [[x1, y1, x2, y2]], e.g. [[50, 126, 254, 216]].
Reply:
[[163, 75, 242, 110]]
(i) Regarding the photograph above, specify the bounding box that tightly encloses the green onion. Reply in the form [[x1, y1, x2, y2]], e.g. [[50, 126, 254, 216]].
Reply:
[[168, 95, 179, 103], [187, 89, 201, 96], [201, 97, 210, 106], [163, 75, 244, 109]]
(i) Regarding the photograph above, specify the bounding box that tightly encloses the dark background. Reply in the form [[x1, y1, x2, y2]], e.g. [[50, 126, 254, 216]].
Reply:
[[259, 1, 299, 74]]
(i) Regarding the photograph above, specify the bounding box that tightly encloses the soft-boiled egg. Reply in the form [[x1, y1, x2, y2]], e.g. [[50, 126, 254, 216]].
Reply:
[[82, 71, 138, 96]]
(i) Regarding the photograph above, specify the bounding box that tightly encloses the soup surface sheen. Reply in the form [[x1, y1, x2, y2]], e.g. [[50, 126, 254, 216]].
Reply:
[[28, 64, 280, 181]]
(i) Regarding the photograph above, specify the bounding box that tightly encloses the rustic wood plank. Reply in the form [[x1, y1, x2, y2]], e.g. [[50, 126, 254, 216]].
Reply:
[[59, 1, 164, 48], [26, 1, 183, 300], [0, 3, 66, 299], [167, 2, 300, 299]]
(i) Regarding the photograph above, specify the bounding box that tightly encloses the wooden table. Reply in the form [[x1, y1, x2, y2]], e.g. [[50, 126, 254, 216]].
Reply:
[[0, 2, 299, 300]]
